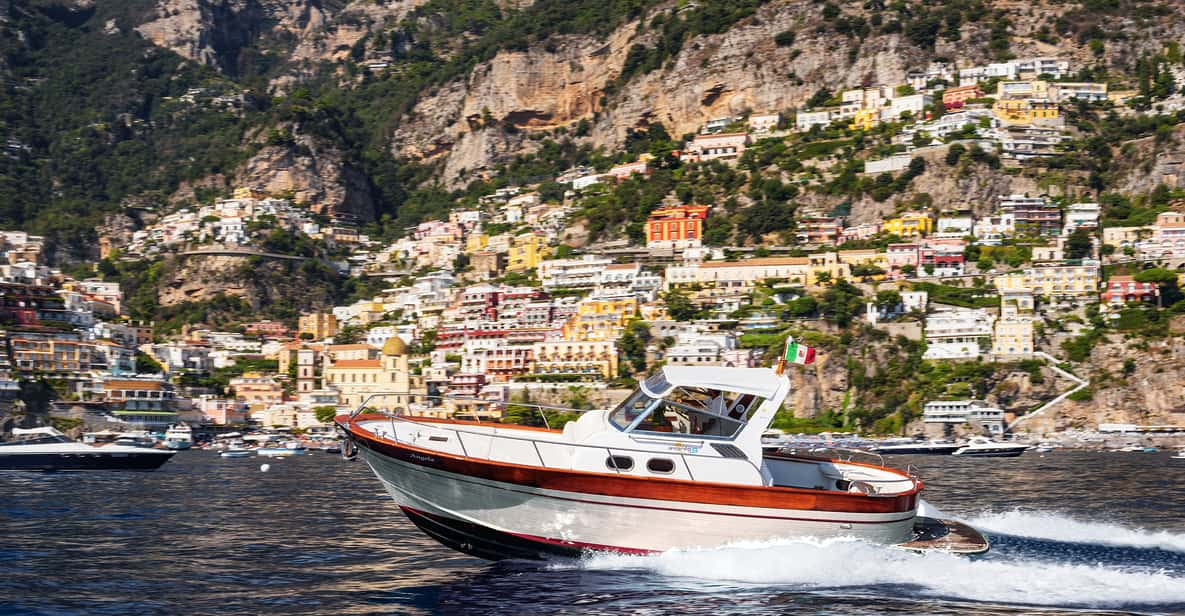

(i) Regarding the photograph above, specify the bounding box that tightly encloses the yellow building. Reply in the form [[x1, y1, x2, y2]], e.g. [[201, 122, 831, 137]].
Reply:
[[465, 232, 489, 254], [994, 265, 1099, 299], [506, 233, 552, 272], [530, 340, 618, 380], [298, 312, 338, 340], [563, 296, 638, 341], [882, 212, 933, 238], [849, 108, 880, 131], [991, 99, 1060, 125], [229, 372, 284, 412], [323, 337, 413, 410]]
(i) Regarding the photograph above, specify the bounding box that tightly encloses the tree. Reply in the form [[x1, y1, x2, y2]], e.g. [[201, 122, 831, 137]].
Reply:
[[135, 352, 163, 374], [820, 279, 864, 327], [662, 289, 700, 321], [945, 143, 965, 165], [314, 406, 338, 424], [1065, 228, 1093, 260], [875, 290, 902, 311]]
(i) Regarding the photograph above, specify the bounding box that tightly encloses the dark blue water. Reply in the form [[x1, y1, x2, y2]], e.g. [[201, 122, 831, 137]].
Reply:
[[2, 450, 1184, 615]]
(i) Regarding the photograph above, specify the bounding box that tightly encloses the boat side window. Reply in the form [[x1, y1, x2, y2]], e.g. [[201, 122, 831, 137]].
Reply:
[[647, 458, 675, 474], [0, 435, 69, 446], [605, 455, 634, 471]]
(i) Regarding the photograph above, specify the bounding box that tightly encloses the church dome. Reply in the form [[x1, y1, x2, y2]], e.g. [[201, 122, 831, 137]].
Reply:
[[382, 336, 409, 356]]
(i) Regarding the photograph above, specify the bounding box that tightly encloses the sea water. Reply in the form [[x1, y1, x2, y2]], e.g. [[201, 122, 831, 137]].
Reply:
[[1, 450, 1183, 615]]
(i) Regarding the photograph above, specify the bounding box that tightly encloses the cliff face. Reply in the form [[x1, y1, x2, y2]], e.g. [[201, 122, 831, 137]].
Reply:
[[1029, 334, 1185, 433], [236, 132, 378, 221]]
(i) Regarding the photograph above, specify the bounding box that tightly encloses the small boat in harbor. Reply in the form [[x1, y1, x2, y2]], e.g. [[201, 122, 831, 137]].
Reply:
[[952, 437, 1029, 458], [337, 362, 990, 560], [220, 448, 255, 458], [257, 441, 307, 457], [0, 427, 175, 471], [1172, 449, 1185, 460], [163, 424, 194, 450]]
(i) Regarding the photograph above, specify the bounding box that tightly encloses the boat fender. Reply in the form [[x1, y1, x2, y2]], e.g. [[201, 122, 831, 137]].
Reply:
[[847, 480, 876, 495], [341, 435, 358, 461]]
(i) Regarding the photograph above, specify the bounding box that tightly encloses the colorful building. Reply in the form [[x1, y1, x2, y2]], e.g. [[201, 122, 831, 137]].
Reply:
[[646, 205, 709, 248], [298, 312, 338, 340], [883, 213, 933, 238], [506, 233, 552, 272]]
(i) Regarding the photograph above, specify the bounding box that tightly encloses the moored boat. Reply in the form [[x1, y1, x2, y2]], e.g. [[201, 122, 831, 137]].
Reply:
[[0, 427, 175, 471], [257, 441, 307, 457], [872, 440, 961, 455], [163, 424, 194, 450], [952, 437, 1029, 458], [220, 448, 255, 458], [337, 363, 989, 560]]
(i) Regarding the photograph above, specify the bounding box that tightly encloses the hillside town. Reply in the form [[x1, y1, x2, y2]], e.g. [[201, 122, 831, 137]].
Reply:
[[3, 55, 1184, 441]]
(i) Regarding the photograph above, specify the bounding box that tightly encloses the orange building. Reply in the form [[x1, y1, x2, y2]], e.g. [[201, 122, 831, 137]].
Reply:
[[942, 84, 984, 109], [646, 205, 710, 248]]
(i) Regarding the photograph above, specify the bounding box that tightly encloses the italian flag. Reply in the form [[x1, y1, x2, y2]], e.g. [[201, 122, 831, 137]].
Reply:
[[783, 338, 816, 365]]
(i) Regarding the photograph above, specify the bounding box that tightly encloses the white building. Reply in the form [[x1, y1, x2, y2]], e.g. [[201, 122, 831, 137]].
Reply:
[[935, 215, 974, 239], [923, 308, 995, 360], [795, 110, 836, 131], [923, 399, 1005, 434], [1064, 202, 1101, 231], [538, 255, 613, 291], [864, 154, 913, 174]]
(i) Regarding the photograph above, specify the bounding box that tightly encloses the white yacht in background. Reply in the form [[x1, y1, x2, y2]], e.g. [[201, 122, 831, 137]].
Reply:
[[0, 427, 175, 471], [1172, 449, 1185, 460], [163, 424, 194, 450], [952, 437, 1029, 458]]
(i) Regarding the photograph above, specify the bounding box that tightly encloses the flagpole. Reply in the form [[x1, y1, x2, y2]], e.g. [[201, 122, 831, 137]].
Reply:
[[776, 336, 791, 375]]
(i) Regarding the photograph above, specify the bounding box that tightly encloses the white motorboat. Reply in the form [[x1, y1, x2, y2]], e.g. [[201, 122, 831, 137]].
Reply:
[[1171, 449, 1185, 460], [872, 440, 961, 455], [257, 441, 307, 457], [337, 363, 990, 560], [163, 424, 194, 450], [952, 437, 1029, 458], [220, 448, 255, 458], [0, 427, 175, 471]]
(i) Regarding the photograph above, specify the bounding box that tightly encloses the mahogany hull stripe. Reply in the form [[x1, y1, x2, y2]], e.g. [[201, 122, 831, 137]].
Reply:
[[344, 419, 919, 515]]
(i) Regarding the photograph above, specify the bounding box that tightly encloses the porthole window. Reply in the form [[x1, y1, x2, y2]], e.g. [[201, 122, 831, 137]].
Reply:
[[647, 458, 675, 474], [605, 455, 634, 471]]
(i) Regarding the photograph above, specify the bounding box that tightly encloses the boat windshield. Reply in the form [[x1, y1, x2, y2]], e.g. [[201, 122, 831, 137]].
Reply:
[[609, 386, 762, 439]]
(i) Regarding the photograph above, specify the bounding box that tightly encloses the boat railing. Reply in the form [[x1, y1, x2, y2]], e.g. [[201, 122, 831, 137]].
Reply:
[[344, 393, 918, 493], [347, 392, 774, 484]]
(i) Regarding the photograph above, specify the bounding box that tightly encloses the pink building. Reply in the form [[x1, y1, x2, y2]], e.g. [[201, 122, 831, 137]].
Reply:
[[198, 396, 248, 425], [841, 222, 882, 242], [886, 243, 920, 275]]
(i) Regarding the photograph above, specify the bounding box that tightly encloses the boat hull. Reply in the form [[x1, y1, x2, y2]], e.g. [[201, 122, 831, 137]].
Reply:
[[873, 445, 961, 455], [0, 451, 175, 471], [354, 431, 918, 559], [952, 448, 1027, 458]]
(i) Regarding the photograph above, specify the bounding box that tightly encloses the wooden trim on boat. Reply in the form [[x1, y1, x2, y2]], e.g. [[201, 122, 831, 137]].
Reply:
[[340, 416, 921, 515]]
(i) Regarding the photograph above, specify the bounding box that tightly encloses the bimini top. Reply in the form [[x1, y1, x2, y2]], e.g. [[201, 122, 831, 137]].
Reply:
[[648, 366, 785, 400]]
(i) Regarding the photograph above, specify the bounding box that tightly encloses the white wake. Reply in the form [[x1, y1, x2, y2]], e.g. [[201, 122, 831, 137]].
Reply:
[[561, 533, 1185, 607], [968, 509, 1185, 553]]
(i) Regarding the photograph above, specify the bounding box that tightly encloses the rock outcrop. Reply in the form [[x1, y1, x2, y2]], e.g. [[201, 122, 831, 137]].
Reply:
[[236, 132, 378, 221]]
